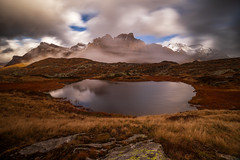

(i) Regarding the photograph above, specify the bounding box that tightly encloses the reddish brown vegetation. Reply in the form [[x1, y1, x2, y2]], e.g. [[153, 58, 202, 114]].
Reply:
[[0, 79, 77, 92], [1, 57, 240, 110]]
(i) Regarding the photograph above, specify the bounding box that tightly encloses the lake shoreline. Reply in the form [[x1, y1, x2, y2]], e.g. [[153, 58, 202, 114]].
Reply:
[[0, 75, 239, 110], [0, 88, 239, 159], [49, 79, 196, 116], [0, 58, 240, 159]]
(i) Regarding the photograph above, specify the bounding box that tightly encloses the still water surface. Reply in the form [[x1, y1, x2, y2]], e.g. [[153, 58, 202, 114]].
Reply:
[[50, 79, 196, 116]]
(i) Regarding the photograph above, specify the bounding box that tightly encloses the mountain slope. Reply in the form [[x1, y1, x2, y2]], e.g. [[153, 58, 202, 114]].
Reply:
[[6, 33, 230, 66], [166, 43, 229, 60], [75, 33, 191, 63], [6, 42, 71, 66], [1, 56, 240, 88], [6, 33, 191, 66]]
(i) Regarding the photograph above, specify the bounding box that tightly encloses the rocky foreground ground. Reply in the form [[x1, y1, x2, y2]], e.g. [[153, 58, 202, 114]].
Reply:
[[0, 57, 240, 160], [15, 134, 170, 160]]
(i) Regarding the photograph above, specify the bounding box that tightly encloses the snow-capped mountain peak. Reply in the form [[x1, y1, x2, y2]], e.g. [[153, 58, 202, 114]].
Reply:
[[165, 43, 228, 60], [167, 43, 190, 52]]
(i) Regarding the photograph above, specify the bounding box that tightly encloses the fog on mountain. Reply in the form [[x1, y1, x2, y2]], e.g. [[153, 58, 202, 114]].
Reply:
[[6, 33, 228, 66]]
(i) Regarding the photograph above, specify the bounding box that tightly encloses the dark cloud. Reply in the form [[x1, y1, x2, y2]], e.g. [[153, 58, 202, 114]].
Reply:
[[1, 48, 14, 53], [0, 0, 66, 39], [179, 0, 240, 56], [0, 39, 9, 46], [0, 0, 239, 58]]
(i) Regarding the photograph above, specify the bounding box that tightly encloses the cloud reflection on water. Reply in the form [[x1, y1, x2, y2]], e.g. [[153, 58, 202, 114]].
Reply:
[[50, 79, 196, 116]]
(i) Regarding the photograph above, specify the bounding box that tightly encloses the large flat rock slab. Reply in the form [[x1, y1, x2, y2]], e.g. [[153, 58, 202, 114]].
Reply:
[[19, 134, 79, 155], [17, 134, 170, 160], [103, 140, 170, 160]]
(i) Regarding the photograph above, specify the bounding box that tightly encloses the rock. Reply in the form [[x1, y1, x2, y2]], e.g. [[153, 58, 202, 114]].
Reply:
[[103, 140, 170, 160], [17, 134, 170, 160], [80, 141, 116, 148], [216, 153, 240, 160], [114, 33, 135, 41], [71, 43, 86, 51], [121, 134, 147, 144], [212, 69, 234, 76], [88, 33, 145, 51], [5, 55, 22, 66], [19, 134, 79, 155]]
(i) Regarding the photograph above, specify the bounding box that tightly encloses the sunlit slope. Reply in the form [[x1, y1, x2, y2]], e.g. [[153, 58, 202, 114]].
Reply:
[[0, 63, 28, 71]]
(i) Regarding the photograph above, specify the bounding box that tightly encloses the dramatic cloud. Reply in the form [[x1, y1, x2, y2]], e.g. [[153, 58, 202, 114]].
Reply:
[[0, 0, 239, 63], [1, 48, 14, 53], [161, 35, 215, 49], [87, 7, 185, 38], [161, 36, 193, 46], [0, 39, 9, 46], [0, 0, 66, 38], [179, 0, 240, 56], [0, 0, 185, 40], [0, 38, 39, 63], [41, 37, 63, 46]]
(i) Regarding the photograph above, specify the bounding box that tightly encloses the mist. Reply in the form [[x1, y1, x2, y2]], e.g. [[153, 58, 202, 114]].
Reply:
[[0, 0, 239, 63], [68, 34, 191, 63]]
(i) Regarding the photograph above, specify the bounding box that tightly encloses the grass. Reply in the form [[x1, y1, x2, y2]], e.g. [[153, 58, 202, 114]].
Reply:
[[0, 63, 28, 70], [0, 57, 239, 159], [0, 91, 239, 160], [150, 111, 240, 159]]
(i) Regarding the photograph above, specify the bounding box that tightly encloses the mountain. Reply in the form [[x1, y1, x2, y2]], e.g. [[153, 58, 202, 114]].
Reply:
[[5, 55, 22, 66], [6, 42, 71, 66], [6, 33, 190, 66], [88, 33, 145, 51], [70, 43, 86, 51], [83, 33, 190, 63], [166, 43, 229, 60], [6, 33, 228, 66]]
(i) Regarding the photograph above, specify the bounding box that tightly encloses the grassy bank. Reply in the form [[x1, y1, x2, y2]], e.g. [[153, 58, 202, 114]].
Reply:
[[0, 91, 239, 160]]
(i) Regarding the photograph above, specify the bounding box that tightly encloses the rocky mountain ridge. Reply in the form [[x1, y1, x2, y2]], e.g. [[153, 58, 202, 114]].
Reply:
[[6, 33, 229, 66], [166, 43, 229, 61], [88, 33, 145, 51], [6, 42, 71, 66], [6, 33, 191, 66]]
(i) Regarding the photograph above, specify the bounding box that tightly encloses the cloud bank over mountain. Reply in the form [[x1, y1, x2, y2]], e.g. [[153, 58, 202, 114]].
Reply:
[[0, 0, 239, 63]]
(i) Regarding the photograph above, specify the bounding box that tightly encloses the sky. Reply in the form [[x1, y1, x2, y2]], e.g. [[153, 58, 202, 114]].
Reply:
[[0, 0, 239, 63]]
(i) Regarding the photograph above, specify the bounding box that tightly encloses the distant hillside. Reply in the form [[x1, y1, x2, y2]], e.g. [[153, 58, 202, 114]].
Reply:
[[1, 57, 240, 88], [0, 63, 27, 71], [6, 42, 71, 66]]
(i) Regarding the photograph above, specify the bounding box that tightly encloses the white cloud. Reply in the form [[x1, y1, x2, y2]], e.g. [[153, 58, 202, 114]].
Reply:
[[0, 0, 186, 47], [136, 8, 186, 36], [161, 36, 193, 46], [87, 7, 185, 38], [0, 38, 39, 63], [198, 36, 215, 48], [41, 36, 63, 46], [63, 11, 86, 27], [63, 30, 92, 46], [161, 35, 215, 49], [1, 0, 238, 59]]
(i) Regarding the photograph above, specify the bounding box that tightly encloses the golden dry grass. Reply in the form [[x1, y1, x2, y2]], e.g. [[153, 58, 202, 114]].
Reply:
[[140, 111, 240, 159], [0, 91, 239, 160], [0, 63, 28, 71]]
